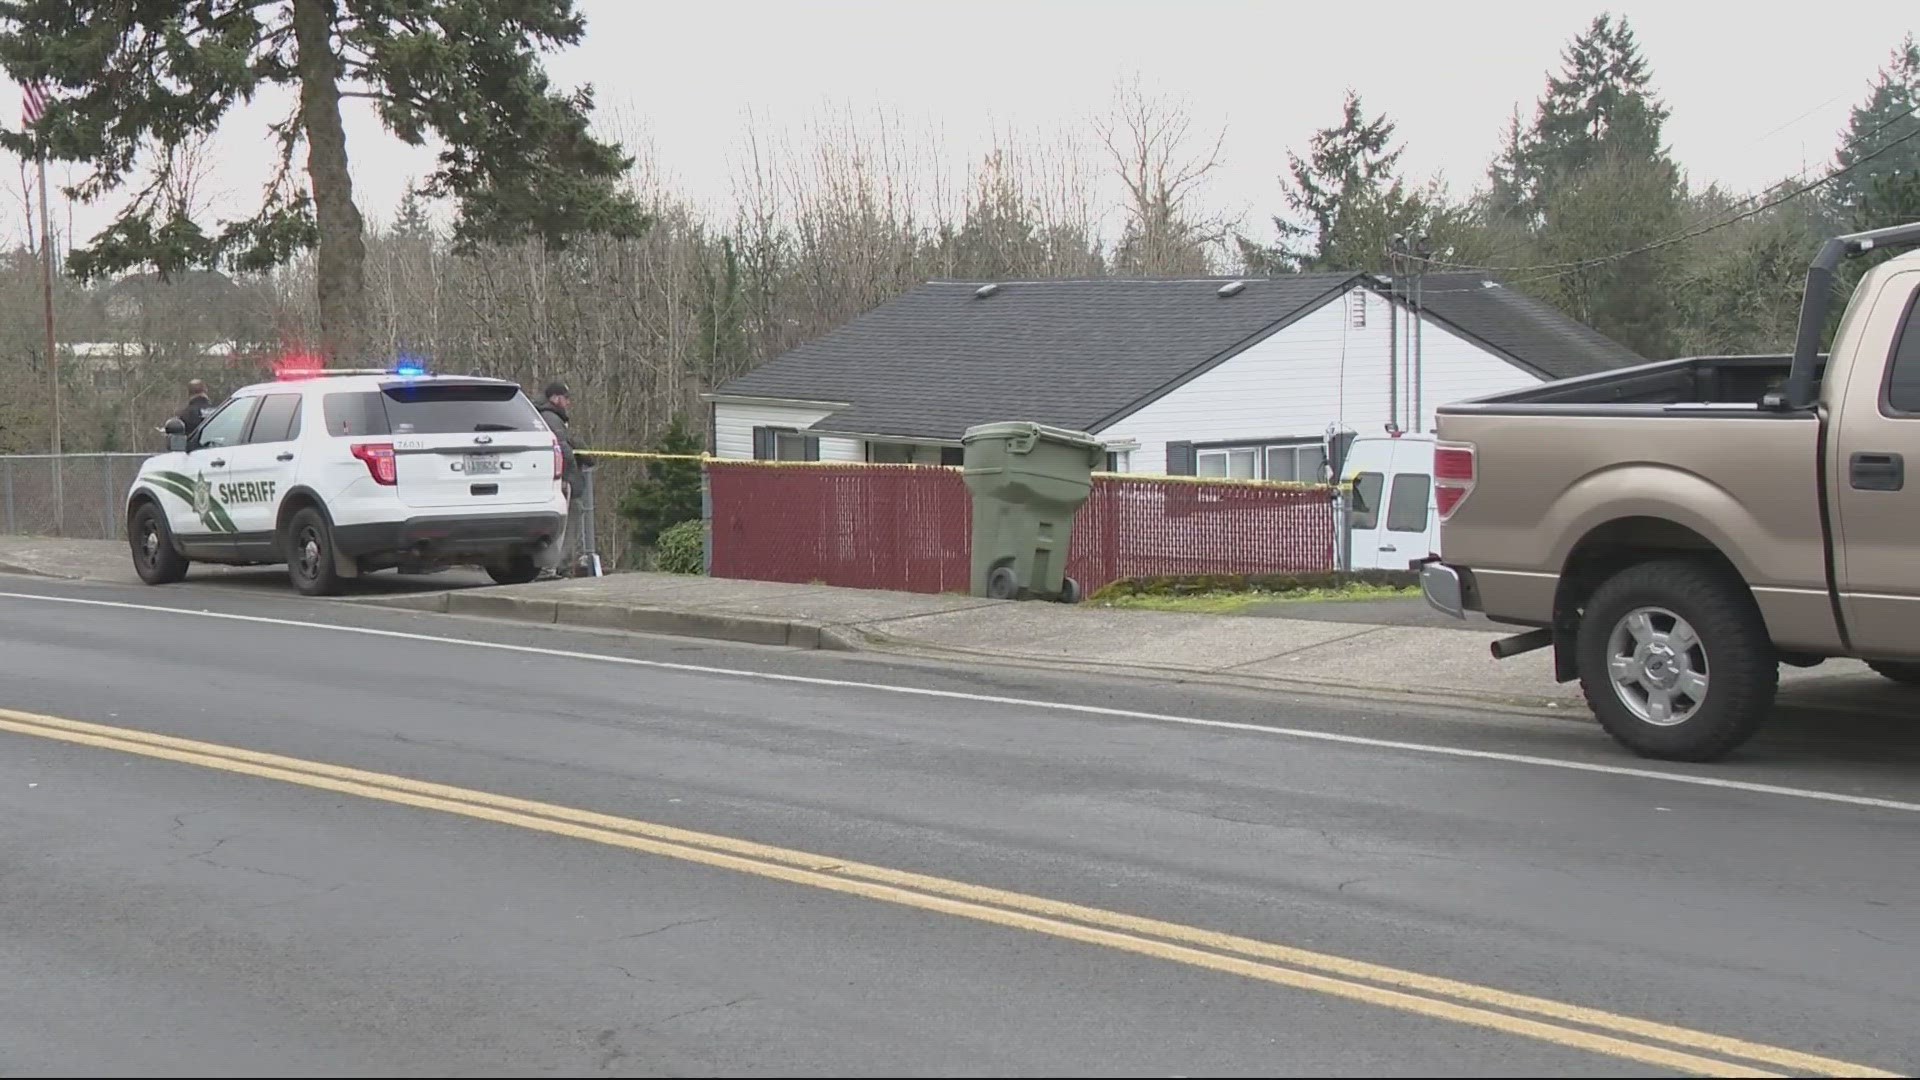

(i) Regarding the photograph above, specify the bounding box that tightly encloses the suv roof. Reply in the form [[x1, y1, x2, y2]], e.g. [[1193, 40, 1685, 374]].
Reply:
[[231, 372, 524, 397]]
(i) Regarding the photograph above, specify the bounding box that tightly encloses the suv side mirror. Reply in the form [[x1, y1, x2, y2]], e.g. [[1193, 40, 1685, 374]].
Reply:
[[164, 416, 188, 453]]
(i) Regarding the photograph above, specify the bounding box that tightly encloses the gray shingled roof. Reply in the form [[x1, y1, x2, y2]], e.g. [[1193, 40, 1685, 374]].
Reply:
[[717, 273, 1642, 441], [1409, 272, 1648, 378]]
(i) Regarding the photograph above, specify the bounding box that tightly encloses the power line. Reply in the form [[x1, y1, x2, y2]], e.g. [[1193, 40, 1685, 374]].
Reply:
[[1422, 116, 1920, 287]]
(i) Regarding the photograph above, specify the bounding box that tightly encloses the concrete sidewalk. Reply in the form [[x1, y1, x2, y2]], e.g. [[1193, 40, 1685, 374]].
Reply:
[[0, 535, 1893, 717], [353, 570, 1887, 714]]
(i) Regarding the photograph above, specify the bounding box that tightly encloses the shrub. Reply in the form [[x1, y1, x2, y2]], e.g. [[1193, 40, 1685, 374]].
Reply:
[[652, 519, 706, 575]]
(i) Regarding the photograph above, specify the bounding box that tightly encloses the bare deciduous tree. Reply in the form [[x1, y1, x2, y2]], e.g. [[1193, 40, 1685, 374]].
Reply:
[[1095, 77, 1230, 275]]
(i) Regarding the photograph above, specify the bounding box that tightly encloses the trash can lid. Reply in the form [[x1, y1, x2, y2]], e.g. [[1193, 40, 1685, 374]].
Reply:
[[961, 420, 1104, 449]]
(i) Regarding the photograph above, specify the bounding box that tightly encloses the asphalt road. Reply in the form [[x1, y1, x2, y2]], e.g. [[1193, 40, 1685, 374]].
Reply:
[[1, 573, 1916, 1077]]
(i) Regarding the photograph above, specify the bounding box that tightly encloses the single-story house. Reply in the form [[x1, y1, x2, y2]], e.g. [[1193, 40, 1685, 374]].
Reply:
[[704, 272, 1644, 480]]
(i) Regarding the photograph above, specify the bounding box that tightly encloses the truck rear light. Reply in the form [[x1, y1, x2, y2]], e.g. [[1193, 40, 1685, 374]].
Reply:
[[351, 442, 398, 486], [1433, 443, 1475, 519]]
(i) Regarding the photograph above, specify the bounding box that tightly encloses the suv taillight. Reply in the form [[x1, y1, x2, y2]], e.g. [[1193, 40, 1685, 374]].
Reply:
[[552, 440, 563, 483], [1433, 442, 1475, 519], [351, 442, 397, 486]]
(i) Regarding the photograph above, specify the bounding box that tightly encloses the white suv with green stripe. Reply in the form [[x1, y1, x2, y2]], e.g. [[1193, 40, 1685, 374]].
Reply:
[[128, 366, 569, 596]]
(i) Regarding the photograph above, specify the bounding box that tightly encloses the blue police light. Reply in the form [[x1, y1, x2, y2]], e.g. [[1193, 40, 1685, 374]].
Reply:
[[392, 355, 428, 377]]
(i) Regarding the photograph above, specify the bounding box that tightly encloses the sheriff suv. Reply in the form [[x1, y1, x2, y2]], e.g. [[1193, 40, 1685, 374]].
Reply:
[[128, 365, 569, 596]]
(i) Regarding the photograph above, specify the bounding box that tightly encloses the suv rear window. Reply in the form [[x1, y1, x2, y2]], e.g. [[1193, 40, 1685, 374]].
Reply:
[[320, 385, 543, 437], [380, 384, 545, 435]]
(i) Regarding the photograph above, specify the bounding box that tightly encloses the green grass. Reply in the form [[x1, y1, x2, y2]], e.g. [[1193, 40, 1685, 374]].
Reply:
[[1099, 582, 1419, 614]]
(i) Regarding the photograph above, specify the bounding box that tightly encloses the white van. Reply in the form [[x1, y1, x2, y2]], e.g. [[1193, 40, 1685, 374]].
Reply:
[[1339, 432, 1438, 571]]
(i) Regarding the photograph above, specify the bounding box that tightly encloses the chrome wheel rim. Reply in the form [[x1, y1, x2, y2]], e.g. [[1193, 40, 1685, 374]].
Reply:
[[297, 528, 322, 579], [140, 523, 160, 565], [1606, 606, 1709, 727]]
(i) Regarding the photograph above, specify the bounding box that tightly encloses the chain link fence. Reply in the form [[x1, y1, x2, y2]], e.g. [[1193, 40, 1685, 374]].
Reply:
[[0, 453, 153, 540]]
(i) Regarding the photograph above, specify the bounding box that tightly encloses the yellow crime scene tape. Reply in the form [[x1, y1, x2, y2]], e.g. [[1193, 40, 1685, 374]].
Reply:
[[583, 450, 1332, 491]]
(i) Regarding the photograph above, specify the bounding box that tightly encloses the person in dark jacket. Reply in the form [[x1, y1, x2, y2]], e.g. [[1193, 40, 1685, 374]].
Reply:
[[177, 380, 212, 432], [535, 382, 592, 575]]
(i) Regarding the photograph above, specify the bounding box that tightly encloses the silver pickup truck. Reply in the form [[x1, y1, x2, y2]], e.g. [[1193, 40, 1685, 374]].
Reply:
[[1422, 223, 1920, 761]]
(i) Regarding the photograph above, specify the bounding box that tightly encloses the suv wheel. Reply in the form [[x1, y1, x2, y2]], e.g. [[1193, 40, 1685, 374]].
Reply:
[[487, 556, 541, 586], [286, 508, 345, 597], [1576, 560, 1777, 762], [129, 502, 190, 585]]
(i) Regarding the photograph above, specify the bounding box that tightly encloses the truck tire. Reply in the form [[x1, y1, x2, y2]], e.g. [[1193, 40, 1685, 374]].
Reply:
[[1576, 560, 1777, 762], [1867, 660, 1920, 687]]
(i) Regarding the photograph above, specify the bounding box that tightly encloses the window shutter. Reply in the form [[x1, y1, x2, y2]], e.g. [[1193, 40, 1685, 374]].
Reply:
[[803, 435, 821, 462], [751, 426, 774, 460], [1165, 441, 1196, 476]]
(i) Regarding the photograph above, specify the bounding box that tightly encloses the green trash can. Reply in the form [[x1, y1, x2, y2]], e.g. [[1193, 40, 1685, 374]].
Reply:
[[961, 421, 1105, 602]]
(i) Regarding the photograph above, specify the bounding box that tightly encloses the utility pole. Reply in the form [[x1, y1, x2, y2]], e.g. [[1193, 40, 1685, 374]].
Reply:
[[23, 80, 61, 530], [1412, 235, 1431, 433]]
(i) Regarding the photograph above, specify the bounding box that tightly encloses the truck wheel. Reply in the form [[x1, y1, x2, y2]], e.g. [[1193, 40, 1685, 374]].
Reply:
[[1867, 660, 1920, 687], [286, 508, 345, 597], [129, 502, 190, 585], [1576, 560, 1777, 762]]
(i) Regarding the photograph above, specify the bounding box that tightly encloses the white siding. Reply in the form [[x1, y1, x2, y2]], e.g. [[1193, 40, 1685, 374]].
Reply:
[[1097, 286, 1541, 475], [712, 401, 862, 462]]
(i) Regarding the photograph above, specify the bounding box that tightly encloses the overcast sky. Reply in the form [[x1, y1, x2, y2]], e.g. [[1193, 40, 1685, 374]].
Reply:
[[8, 1, 1917, 248]]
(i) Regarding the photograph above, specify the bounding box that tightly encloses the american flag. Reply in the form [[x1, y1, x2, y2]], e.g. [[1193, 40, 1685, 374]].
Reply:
[[21, 79, 48, 128]]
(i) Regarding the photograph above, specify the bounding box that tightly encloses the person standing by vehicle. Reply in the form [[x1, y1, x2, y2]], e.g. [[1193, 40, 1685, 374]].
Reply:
[[177, 380, 212, 432], [536, 381, 592, 575]]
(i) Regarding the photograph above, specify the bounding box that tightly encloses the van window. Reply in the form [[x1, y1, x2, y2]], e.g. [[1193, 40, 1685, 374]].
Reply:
[[1386, 473, 1432, 532], [1350, 472, 1384, 529]]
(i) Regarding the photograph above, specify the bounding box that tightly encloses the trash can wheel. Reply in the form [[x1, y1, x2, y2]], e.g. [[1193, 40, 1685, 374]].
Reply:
[[1059, 577, 1082, 604], [987, 565, 1020, 600]]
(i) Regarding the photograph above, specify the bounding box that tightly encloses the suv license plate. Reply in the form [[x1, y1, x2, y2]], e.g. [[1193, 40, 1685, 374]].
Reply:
[[466, 453, 502, 475]]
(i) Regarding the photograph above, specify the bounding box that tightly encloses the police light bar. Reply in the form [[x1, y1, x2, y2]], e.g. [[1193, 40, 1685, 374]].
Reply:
[[273, 363, 434, 380]]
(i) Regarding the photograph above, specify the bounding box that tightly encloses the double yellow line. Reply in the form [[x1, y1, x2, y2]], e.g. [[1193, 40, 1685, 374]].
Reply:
[[0, 708, 1891, 1078]]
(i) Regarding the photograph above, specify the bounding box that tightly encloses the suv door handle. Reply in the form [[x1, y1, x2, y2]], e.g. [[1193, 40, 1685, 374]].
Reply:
[[1850, 451, 1904, 491], [210, 459, 226, 468], [1378, 544, 1398, 552], [276, 452, 295, 462]]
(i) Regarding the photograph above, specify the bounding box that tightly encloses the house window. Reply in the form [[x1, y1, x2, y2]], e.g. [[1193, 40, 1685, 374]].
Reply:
[[940, 446, 965, 467], [1265, 443, 1328, 483], [1191, 439, 1326, 482], [869, 442, 915, 464], [1385, 473, 1431, 532], [752, 426, 819, 461], [1104, 450, 1131, 472], [1197, 447, 1258, 479]]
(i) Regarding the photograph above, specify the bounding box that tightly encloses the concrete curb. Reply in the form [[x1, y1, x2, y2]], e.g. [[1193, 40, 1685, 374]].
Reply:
[[360, 590, 864, 653]]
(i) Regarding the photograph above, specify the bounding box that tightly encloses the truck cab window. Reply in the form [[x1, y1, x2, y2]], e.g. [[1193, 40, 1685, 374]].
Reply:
[[1884, 293, 1920, 414]]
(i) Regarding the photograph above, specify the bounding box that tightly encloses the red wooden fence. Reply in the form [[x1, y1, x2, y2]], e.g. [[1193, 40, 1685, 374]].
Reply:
[[705, 461, 1335, 595]]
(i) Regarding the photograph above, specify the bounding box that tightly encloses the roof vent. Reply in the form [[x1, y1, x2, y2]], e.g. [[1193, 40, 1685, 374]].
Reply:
[[974, 283, 1001, 299], [1217, 280, 1247, 298]]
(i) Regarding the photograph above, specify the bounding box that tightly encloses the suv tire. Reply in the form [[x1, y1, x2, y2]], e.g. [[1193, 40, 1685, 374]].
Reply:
[[487, 556, 541, 586], [1867, 660, 1920, 687], [287, 507, 345, 597], [129, 501, 190, 585]]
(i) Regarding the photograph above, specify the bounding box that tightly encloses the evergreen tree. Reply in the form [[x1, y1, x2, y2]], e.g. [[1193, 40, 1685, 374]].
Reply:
[[1484, 14, 1684, 356], [617, 416, 705, 548], [0, 0, 645, 360], [393, 183, 436, 243], [1829, 35, 1920, 220], [1243, 91, 1429, 273]]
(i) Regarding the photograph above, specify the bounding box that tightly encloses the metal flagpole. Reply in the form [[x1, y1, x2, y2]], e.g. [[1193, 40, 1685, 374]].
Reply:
[[23, 79, 61, 531]]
